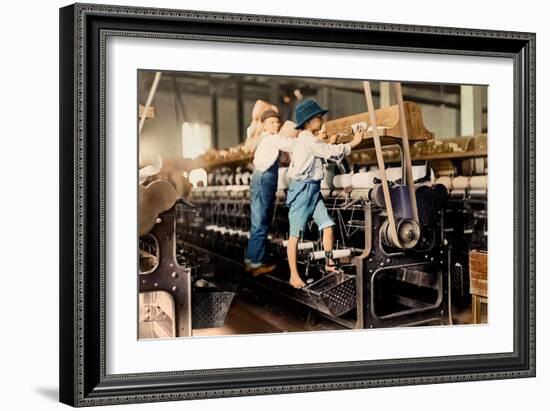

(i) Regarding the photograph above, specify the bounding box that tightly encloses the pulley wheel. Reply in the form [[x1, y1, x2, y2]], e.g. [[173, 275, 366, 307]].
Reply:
[[380, 218, 421, 249]]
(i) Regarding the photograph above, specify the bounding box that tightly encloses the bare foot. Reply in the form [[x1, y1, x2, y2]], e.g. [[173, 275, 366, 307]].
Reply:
[[325, 258, 339, 273], [325, 265, 339, 273], [289, 274, 306, 289]]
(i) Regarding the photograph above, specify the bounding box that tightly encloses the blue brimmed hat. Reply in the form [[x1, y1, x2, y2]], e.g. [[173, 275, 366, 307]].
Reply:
[[294, 99, 329, 130]]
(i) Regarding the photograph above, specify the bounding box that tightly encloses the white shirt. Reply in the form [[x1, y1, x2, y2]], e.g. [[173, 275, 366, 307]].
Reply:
[[253, 132, 296, 172], [287, 130, 351, 181]]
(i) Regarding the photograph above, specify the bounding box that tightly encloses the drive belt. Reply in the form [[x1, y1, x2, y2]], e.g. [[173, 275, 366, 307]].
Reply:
[[362, 81, 420, 249]]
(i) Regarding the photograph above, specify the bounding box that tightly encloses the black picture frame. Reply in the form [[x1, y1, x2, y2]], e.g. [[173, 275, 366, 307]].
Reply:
[[59, 2, 536, 407]]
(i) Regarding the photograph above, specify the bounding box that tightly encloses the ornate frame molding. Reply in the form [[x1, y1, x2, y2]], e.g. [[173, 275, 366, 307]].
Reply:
[[60, 3, 535, 407]]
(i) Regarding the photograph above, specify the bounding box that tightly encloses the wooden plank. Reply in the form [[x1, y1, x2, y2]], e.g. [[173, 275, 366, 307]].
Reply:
[[174, 101, 437, 172], [470, 278, 488, 297], [326, 101, 434, 146], [472, 294, 479, 323], [469, 249, 488, 297], [472, 294, 488, 324]]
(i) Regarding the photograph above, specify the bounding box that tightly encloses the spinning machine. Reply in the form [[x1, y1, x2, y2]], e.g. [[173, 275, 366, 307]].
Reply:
[[139, 82, 488, 336]]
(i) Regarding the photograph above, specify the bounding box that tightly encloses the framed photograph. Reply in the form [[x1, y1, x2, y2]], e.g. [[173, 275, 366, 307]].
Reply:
[[59, 2, 535, 407]]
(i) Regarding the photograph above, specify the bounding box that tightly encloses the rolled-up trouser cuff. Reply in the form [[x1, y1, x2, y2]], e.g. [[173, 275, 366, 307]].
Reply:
[[317, 220, 335, 231]]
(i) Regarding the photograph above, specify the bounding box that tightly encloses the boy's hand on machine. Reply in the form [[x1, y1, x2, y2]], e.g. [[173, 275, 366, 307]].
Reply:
[[350, 127, 364, 148], [316, 129, 327, 140]]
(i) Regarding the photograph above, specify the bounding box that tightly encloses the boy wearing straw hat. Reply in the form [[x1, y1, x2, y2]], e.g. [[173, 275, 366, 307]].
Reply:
[[286, 99, 364, 288]]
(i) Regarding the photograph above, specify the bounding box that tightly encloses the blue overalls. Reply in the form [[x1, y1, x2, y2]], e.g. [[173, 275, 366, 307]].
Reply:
[[244, 160, 279, 267]]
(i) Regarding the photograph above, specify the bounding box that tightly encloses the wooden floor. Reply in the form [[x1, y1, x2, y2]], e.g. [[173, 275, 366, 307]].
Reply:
[[192, 293, 487, 337], [193, 295, 342, 336]]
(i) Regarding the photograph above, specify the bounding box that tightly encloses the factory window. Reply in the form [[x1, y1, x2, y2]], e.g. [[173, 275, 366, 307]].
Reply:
[[181, 122, 212, 159]]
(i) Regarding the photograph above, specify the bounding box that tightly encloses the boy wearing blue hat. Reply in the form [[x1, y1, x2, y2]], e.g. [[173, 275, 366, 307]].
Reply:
[[286, 99, 364, 288]]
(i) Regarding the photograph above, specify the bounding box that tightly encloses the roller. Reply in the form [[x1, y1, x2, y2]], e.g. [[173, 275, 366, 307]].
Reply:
[[450, 189, 467, 198], [386, 165, 428, 183], [435, 176, 452, 190], [391, 185, 415, 220], [352, 171, 378, 189], [452, 176, 470, 190], [282, 240, 315, 251], [370, 183, 386, 208], [350, 188, 370, 201], [469, 175, 488, 189], [309, 248, 352, 260], [370, 184, 415, 220], [469, 188, 487, 197], [333, 172, 354, 188]]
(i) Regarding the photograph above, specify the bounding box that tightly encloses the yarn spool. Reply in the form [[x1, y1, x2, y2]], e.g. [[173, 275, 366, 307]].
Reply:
[[351, 172, 378, 189]]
